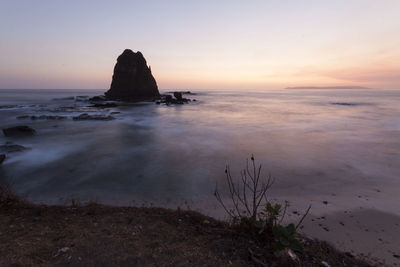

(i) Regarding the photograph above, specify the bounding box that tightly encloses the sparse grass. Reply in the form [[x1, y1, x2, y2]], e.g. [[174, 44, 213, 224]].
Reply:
[[0, 182, 26, 209]]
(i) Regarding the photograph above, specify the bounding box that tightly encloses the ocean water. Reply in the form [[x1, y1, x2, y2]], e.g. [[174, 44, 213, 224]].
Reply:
[[1, 89, 400, 217]]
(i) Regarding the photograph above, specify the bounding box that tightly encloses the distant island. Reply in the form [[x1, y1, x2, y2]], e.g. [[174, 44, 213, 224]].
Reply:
[[285, 86, 372, 90]]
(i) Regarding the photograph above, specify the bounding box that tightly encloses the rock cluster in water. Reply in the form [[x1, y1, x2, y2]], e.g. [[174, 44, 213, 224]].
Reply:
[[2, 126, 36, 137], [17, 115, 67, 120], [157, 92, 194, 105], [105, 49, 160, 101], [72, 113, 115, 121]]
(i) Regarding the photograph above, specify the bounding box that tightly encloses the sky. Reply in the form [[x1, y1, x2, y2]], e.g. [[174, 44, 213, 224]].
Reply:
[[0, 0, 399, 90]]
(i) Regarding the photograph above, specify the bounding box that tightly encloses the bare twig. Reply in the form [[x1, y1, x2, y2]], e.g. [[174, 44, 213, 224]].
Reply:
[[214, 156, 275, 223], [278, 201, 289, 225], [295, 204, 312, 230]]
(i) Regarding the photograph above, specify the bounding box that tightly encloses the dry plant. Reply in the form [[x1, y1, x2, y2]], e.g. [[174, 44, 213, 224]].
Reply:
[[214, 155, 274, 223], [214, 155, 311, 252]]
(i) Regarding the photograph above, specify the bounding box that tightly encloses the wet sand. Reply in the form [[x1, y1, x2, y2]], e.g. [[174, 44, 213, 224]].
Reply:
[[279, 185, 400, 266]]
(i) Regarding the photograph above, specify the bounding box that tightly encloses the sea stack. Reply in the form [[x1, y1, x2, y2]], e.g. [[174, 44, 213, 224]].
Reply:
[[105, 49, 160, 101]]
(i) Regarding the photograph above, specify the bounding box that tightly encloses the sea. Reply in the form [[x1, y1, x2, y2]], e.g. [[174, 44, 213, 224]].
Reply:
[[1, 88, 400, 218]]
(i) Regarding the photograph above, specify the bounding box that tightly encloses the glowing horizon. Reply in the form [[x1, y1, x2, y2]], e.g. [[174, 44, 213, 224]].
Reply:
[[0, 0, 399, 90]]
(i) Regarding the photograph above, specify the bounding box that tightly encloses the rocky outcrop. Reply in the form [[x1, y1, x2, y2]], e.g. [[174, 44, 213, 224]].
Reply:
[[2, 126, 36, 137], [156, 92, 192, 105], [173, 92, 183, 101], [105, 49, 160, 101], [73, 113, 115, 121]]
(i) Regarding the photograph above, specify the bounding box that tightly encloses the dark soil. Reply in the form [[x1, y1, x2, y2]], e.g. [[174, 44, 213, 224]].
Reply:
[[0, 193, 373, 266]]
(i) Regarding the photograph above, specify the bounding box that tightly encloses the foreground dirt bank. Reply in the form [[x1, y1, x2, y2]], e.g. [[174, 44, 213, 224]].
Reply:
[[0, 197, 374, 267]]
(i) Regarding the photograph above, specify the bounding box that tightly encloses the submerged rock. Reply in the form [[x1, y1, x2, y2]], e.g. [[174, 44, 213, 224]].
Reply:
[[72, 113, 115, 121], [17, 115, 67, 120], [89, 95, 107, 102], [53, 96, 74, 101], [0, 154, 5, 164], [16, 115, 30, 119], [167, 91, 196, 95], [90, 103, 118, 108], [0, 142, 30, 153], [0, 105, 19, 109], [105, 49, 160, 101], [2, 126, 36, 137], [75, 96, 90, 101], [331, 102, 358, 106]]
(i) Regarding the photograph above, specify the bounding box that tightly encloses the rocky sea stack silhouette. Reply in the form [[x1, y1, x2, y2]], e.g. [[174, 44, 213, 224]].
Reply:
[[105, 49, 160, 101]]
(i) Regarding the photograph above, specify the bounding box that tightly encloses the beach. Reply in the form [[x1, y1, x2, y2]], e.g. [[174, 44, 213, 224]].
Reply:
[[1, 88, 400, 265]]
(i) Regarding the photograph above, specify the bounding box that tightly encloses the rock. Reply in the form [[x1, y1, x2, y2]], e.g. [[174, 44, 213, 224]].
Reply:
[[0, 142, 30, 153], [72, 113, 115, 121], [0, 154, 5, 164], [42, 115, 66, 120], [173, 92, 183, 100], [2, 126, 36, 137], [160, 94, 191, 105], [75, 96, 89, 101], [331, 102, 358, 106], [167, 91, 195, 95], [105, 49, 160, 101], [89, 95, 106, 102], [91, 103, 118, 108], [0, 105, 18, 109], [17, 115, 67, 120], [16, 115, 30, 119], [165, 95, 173, 103], [52, 96, 74, 100], [54, 247, 70, 257], [287, 249, 299, 261]]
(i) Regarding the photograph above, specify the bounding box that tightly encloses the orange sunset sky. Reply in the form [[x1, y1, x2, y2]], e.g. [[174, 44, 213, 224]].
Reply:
[[0, 0, 399, 90]]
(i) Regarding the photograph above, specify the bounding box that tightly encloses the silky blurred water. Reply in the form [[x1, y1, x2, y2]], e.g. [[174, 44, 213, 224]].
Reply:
[[1, 89, 400, 215]]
